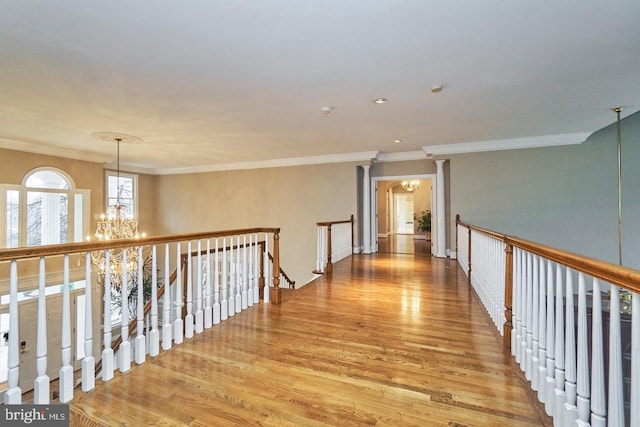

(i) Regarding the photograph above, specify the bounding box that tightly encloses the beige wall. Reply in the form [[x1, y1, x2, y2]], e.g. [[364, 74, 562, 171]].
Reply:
[[155, 162, 359, 286]]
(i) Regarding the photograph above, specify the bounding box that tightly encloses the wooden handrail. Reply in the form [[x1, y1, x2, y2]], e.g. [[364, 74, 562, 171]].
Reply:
[[0, 227, 281, 261], [315, 215, 354, 275], [456, 217, 640, 294], [267, 251, 296, 289]]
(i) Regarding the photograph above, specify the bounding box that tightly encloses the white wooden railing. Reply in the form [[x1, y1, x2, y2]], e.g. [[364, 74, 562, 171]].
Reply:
[[456, 217, 639, 427], [1, 227, 283, 404], [314, 216, 354, 275]]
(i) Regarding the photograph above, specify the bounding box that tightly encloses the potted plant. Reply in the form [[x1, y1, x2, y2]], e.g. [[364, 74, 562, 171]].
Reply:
[[415, 210, 432, 240]]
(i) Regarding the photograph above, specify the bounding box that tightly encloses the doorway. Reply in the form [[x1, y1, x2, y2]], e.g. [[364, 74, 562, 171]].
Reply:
[[374, 176, 434, 255]]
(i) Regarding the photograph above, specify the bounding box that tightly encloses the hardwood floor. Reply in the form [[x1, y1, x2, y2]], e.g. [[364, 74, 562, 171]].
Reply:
[[70, 253, 550, 426]]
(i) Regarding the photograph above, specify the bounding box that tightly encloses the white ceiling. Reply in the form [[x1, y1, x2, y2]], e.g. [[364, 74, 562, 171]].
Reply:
[[1, 1, 639, 174]]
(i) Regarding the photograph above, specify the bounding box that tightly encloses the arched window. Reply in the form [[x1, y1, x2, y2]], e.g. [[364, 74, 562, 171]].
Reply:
[[1, 167, 90, 248]]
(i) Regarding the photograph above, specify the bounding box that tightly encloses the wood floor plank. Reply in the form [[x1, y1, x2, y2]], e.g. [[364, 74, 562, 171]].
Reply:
[[69, 253, 550, 426]]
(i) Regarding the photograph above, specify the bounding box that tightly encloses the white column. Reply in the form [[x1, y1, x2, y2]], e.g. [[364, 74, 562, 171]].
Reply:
[[435, 159, 447, 258], [362, 165, 371, 254]]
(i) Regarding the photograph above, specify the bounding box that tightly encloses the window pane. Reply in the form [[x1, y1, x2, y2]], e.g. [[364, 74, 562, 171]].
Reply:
[[107, 174, 135, 219], [6, 190, 19, 248], [25, 170, 70, 190], [27, 192, 68, 246], [74, 193, 83, 243]]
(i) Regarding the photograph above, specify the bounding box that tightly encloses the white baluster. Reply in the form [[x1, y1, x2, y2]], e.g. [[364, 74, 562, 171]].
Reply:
[[264, 233, 270, 304], [520, 250, 528, 368], [59, 254, 73, 402], [242, 234, 248, 310], [235, 237, 242, 314], [102, 251, 114, 381], [513, 248, 521, 360], [149, 245, 160, 357], [607, 286, 624, 426], [537, 257, 547, 402], [545, 260, 556, 416], [135, 246, 146, 365], [119, 250, 131, 373], [214, 238, 221, 324], [575, 272, 590, 425], [531, 254, 540, 390], [82, 254, 95, 391], [221, 237, 229, 320], [204, 239, 213, 328], [176, 242, 186, 343], [564, 270, 578, 425], [162, 243, 172, 350], [228, 236, 236, 316], [195, 239, 204, 333], [253, 233, 260, 303], [631, 292, 640, 427], [553, 264, 566, 426], [34, 257, 49, 402], [589, 278, 605, 427], [247, 234, 254, 307], [4, 260, 21, 404], [525, 253, 533, 379], [184, 242, 194, 338]]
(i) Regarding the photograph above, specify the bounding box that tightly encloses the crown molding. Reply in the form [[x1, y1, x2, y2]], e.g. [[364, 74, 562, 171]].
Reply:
[[423, 132, 592, 157], [0, 137, 112, 164], [153, 151, 380, 175], [375, 150, 428, 162]]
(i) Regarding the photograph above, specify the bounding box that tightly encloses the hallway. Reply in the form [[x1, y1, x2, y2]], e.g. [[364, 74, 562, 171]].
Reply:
[[70, 253, 549, 426]]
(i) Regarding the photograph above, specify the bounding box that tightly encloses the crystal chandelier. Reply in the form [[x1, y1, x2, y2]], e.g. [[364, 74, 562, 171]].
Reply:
[[401, 179, 420, 192], [89, 135, 145, 289]]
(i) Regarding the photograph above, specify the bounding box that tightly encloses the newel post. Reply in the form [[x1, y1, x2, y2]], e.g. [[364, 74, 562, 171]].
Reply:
[[325, 225, 333, 274], [270, 230, 282, 305], [503, 243, 514, 350]]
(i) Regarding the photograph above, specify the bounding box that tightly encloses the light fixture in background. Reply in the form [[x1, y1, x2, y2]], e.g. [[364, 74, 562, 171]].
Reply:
[[431, 85, 444, 93], [373, 97, 388, 104], [89, 132, 146, 289], [611, 106, 632, 314], [401, 180, 420, 192], [321, 106, 334, 114]]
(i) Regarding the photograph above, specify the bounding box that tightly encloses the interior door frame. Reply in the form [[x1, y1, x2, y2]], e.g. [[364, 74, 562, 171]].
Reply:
[[371, 174, 436, 254]]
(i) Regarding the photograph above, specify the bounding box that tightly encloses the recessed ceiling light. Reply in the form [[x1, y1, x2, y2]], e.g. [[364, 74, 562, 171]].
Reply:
[[373, 98, 388, 104], [393, 139, 403, 143], [431, 85, 444, 93], [320, 106, 334, 114]]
